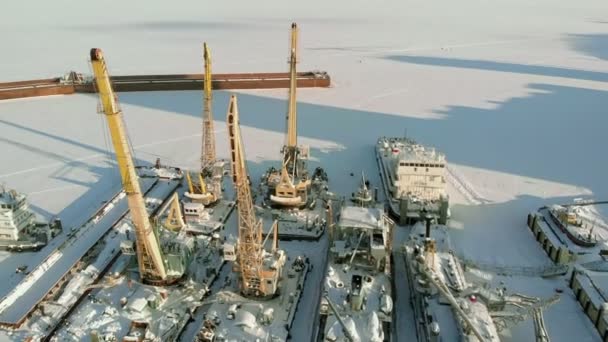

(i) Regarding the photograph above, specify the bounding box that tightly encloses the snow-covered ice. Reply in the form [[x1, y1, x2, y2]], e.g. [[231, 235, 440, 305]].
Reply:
[[1, 0, 607, 341]]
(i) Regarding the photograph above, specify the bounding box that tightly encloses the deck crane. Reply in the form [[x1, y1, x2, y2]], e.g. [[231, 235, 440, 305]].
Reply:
[[270, 23, 311, 207], [186, 43, 221, 206], [90, 48, 172, 284], [226, 95, 285, 298]]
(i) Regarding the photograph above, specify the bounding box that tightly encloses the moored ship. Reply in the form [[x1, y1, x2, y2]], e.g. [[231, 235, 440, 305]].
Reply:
[[318, 204, 395, 341], [376, 137, 449, 225]]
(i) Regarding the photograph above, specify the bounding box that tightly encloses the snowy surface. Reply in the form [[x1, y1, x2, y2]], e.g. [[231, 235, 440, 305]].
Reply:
[[1, 0, 608, 341]]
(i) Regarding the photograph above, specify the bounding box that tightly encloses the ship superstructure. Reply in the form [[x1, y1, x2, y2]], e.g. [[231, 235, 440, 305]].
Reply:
[[376, 137, 449, 225], [0, 186, 61, 251], [318, 204, 394, 341]]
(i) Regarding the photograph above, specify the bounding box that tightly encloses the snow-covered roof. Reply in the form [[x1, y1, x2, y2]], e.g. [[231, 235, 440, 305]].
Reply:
[[127, 287, 153, 313], [234, 310, 258, 329], [183, 202, 205, 210], [380, 138, 446, 164], [339, 206, 384, 231]]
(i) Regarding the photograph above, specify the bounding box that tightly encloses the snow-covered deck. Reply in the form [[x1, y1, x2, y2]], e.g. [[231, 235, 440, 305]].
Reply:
[[0, 178, 178, 327], [1, 1, 607, 341]]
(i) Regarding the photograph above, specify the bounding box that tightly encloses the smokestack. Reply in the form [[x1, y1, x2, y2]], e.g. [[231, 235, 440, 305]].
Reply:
[[425, 215, 432, 238]]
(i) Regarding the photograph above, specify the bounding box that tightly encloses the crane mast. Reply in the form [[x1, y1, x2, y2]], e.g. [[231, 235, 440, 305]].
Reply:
[[90, 48, 168, 282], [269, 23, 311, 208], [202, 42, 216, 172], [283, 22, 299, 175], [227, 95, 283, 298], [186, 43, 220, 205]]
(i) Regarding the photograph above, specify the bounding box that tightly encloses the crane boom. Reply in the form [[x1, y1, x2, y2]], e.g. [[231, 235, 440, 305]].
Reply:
[[202, 42, 216, 172], [282, 23, 299, 173], [269, 23, 312, 207], [285, 22, 298, 149], [90, 48, 167, 282], [227, 95, 282, 297], [227, 95, 263, 296]]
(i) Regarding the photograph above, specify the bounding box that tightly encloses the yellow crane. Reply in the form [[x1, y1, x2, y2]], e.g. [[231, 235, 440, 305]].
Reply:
[[163, 192, 185, 231], [90, 48, 168, 283], [201, 42, 216, 172], [226, 95, 284, 298], [271, 22, 311, 207], [186, 43, 220, 206], [285, 23, 299, 158]]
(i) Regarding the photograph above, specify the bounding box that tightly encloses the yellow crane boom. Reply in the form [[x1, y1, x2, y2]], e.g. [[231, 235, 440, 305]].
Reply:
[[202, 42, 216, 172], [270, 23, 311, 208], [90, 48, 167, 282], [283, 23, 299, 170], [285, 22, 298, 149]]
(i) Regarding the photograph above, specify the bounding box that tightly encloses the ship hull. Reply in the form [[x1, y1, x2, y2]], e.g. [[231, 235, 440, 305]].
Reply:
[[547, 209, 597, 247]]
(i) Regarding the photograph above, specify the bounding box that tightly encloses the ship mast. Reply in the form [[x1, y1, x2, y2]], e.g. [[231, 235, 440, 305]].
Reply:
[[90, 48, 167, 282], [227, 95, 281, 298], [202, 42, 216, 173]]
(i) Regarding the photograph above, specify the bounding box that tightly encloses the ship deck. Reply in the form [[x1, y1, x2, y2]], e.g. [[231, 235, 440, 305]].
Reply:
[[0, 178, 176, 329], [195, 256, 310, 341], [319, 261, 393, 341]]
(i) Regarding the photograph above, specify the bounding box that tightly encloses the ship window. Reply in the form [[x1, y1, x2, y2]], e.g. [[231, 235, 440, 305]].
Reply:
[[414, 168, 417, 171], [426, 168, 429, 172], [399, 162, 405, 166]]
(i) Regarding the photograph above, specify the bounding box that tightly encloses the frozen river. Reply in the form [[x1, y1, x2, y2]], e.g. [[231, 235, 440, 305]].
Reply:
[[1, 0, 607, 340]]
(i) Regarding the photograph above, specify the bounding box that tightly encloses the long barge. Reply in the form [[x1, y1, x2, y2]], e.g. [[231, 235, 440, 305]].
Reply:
[[0, 71, 330, 101]]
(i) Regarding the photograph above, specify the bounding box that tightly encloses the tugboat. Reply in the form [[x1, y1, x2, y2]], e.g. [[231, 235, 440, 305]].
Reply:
[[376, 136, 449, 225], [547, 205, 598, 247], [318, 202, 395, 341]]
